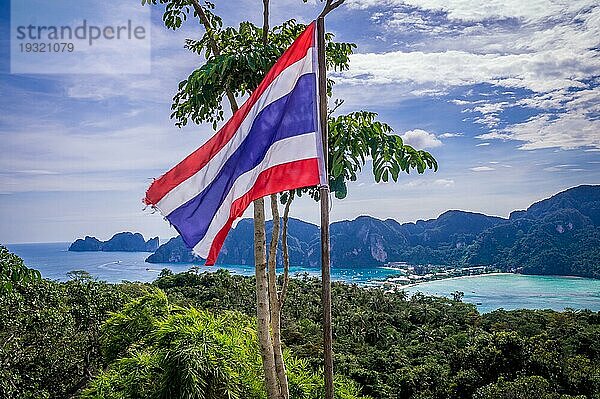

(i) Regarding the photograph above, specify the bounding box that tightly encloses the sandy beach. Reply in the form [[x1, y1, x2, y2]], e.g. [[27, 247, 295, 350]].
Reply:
[[393, 272, 514, 289]]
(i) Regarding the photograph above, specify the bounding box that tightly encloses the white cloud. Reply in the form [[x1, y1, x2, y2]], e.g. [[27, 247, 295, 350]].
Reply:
[[0, 172, 146, 194], [433, 178, 455, 187], [477, 111, 600, 150], [11, 1, 152, 75], [13, 169, 59, 175], [543, 164, 577, 172], [409, 88, 449, 97], [439, 132, 463, 138], [346, 0, 591, 23], [543, 165, 587, 172], [470, 166, 495, 172], [400, 129, 443, 149], [338, 2, 600, 151], [403, 177, 455, 188], [450, 99, 472, 105], [474, 114, 501, 128], [0, 120, 209, 193], [64, 20, 200, 103], [476, 142, 491, 147], [472, 102, 508, 115], [337, 48, 596, 93]]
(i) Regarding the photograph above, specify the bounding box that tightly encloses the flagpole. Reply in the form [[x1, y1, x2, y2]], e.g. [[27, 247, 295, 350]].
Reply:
[[316, 16, 334, 399]]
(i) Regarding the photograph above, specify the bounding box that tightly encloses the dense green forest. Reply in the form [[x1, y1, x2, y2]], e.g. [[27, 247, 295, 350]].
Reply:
[[1, 246, 599, 399]]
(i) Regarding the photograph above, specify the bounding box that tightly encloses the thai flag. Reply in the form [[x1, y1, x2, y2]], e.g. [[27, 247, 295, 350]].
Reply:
[[144, 22, 326, 265]]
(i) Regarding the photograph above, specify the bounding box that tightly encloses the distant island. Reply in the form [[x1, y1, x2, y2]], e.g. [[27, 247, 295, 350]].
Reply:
[[146, 185, 600, 280], [69, 232, 159, 252]]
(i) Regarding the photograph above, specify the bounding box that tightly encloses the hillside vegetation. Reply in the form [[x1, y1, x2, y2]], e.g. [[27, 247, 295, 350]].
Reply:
[[2, 243, 599, 399]]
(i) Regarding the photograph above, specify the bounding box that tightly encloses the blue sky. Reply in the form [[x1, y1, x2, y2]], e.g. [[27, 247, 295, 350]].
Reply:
[[1, 0, 599, 243]]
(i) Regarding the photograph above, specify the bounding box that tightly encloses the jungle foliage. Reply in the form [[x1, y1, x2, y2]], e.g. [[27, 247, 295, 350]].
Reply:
[[154, 270, 600, 399], [82, 290, 367, 399], [0, 267, 148, 398], [0, 244, 40, 293], [1, 246, 599, 399]]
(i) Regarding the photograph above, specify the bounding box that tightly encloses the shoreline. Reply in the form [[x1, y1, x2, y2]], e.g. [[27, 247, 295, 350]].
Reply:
[[391, 272, 598, 289], [395, 272, 513, 289]]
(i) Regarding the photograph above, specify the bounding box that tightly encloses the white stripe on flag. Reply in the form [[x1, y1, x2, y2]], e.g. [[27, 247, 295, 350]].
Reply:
[[156, 49, 315, 216], [192, 132, 319, 257]]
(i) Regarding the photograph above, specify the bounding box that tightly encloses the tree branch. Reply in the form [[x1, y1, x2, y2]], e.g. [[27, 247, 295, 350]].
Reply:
[[262, 0, 270, 46], [319, 0, 346, 18], [328, 99, 344, 117], [189, 0, 239, 113], [267, 194, 280, 302]]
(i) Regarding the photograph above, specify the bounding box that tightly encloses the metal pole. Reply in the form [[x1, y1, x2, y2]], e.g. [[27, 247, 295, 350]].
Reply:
[[317, 16, 334, 399]]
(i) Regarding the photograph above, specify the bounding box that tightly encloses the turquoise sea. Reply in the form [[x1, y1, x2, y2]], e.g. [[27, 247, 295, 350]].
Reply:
[[403, 274, 600, 313], [7, 242, 600, 313]]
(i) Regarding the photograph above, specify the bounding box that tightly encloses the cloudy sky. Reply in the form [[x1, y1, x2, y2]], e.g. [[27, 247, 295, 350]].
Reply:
[[1, 0, 599, 243]]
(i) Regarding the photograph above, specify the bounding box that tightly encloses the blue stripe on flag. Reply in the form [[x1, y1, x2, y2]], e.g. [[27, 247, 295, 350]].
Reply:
[[167, 73, 318, 249]]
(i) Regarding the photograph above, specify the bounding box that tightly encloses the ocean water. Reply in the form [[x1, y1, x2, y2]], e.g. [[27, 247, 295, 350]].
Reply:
[[6, 242, 600, 313], [6, 243, 395, 284], [404, 274, 600, 313]]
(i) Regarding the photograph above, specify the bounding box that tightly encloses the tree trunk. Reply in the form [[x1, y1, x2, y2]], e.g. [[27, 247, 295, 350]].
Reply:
[[279, 191, 294, 306], [259, 2, 287, 398], [254, 198, 281, 399], [268, 194, 289, 399], [190, 3, 281, 397]]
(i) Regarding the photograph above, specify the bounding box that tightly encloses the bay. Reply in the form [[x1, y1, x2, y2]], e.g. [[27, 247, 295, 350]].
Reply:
[[7, 242, 600, 313], [6, 242, 394, 284], [404, 274, 600, 313]]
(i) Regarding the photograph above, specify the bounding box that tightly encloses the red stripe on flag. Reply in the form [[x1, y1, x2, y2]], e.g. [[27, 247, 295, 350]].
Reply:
[[144, 22, 316, 206], [204, 158, 320, 265]]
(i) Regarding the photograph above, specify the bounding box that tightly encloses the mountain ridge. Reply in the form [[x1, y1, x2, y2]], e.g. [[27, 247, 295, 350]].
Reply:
[[69, 232, 159, 252], [146, 185, 600, 279]]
